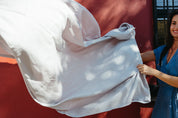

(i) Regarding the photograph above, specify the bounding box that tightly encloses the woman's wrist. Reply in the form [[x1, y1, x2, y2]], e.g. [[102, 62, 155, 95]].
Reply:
[[152, 69, 161, 77]]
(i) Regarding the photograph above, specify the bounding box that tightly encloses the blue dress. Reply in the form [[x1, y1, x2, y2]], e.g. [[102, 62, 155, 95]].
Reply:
[[152, 45, 178, 118]]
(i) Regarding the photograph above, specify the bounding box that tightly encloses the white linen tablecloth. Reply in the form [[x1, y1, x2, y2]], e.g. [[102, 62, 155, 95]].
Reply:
[[0, 0, 150, 117]]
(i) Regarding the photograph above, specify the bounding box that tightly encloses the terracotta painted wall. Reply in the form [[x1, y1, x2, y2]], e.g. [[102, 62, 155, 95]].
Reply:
[[0, 0, 154, 118]]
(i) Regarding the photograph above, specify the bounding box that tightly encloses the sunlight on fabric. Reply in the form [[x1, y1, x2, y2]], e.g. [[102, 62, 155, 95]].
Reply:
[[85, 72, 95, 81], [0, 0, 150, 117], [100, 70, 115, 80], [113, 56, 125, 65], [130, 44, 139, 52]]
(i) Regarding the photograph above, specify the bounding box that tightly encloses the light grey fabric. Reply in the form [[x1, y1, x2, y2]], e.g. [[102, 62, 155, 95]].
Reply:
[[0, 0, 150, 117]]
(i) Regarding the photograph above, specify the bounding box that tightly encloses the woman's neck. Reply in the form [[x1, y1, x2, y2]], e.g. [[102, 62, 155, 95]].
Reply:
[[171, 40, 178, 50], [172, 40, 178, 49]]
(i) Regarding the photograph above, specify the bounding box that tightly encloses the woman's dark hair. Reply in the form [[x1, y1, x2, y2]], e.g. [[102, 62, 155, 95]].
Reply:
[[159, 10, 178, 65]]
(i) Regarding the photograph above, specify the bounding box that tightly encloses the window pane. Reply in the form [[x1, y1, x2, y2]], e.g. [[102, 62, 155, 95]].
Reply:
[[157, 0, 164, 6], [175, 0, 178, 6], [157, 0, 172, 6], [156, 0, 178, 7], [157, 20, 167, 45]]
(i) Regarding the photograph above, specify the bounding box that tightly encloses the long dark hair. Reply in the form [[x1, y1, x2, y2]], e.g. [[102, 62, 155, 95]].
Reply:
[[159, 10, 178, 65]]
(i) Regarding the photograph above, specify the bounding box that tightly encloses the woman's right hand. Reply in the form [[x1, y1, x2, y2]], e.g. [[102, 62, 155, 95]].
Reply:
[[137, 64, 157, 76]]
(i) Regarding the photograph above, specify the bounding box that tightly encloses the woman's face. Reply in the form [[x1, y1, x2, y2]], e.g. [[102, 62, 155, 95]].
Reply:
[[170, 14, 178, 40]]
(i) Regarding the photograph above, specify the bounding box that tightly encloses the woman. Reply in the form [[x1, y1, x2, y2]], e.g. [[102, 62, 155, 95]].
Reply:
[[137, 10, 178, 118]]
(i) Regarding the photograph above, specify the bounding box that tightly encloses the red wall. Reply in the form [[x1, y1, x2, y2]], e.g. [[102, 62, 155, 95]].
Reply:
[[0, 0, 154, 118]]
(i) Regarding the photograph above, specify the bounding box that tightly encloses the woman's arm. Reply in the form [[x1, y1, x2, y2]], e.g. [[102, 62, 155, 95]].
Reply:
[[137, 64, 178, 88], [141, 51, 155, 63]]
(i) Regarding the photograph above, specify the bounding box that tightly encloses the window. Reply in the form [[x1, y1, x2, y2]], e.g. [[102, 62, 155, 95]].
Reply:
[[153, 0, 178, 48]]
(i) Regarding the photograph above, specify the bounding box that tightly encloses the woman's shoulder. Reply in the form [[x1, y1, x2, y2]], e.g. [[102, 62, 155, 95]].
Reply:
[[154, 45, 166, 52], [153, 45, 166, 58], [155, 45, 166, 50]]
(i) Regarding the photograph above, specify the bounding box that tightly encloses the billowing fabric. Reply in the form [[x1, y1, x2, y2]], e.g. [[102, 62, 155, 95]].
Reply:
[[0, 0, 150, 117], [152, 45, 178, 118]]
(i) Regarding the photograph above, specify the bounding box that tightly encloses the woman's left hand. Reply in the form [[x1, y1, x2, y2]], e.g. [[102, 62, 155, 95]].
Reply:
[[137, 64, 156, 76]]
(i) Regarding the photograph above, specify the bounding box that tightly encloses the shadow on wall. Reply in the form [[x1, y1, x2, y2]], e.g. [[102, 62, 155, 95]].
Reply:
[[76, 0, 147, 35], [76, 0, 154, 53]]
